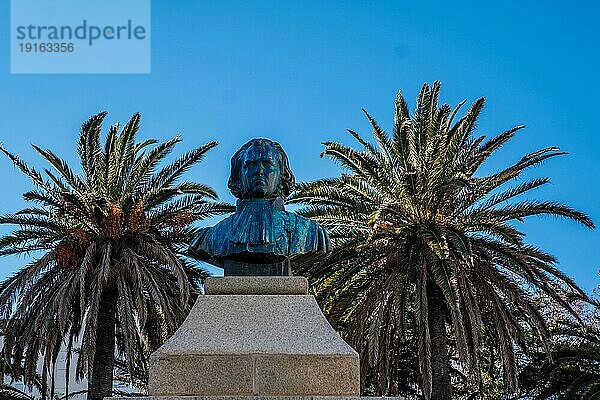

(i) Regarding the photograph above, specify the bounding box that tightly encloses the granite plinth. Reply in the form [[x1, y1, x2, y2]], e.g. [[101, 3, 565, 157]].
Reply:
[[204, 276, 308, 295], [109, 397, 404, 400], [148, 278, 359, 397]]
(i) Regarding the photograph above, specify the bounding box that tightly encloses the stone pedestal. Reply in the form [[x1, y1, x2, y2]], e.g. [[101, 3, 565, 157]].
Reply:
[[143, 276, 359, 397], [111, 398, 372, 400]]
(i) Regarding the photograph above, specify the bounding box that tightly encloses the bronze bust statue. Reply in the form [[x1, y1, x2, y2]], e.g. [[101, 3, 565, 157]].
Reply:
[[189, 138, 331, 275]]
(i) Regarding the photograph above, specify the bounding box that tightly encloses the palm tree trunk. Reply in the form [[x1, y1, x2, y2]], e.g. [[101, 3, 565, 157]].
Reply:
[[427, 279, 452, 400], [41, 364, 48, 400], [50, 362, 55, 400], [88, 286, 117, 400], [65, 335, 72, 400]]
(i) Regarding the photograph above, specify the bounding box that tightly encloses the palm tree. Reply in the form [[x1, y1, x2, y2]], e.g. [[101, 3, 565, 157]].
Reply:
[[0, 386, 37, 400], [0, 112, 231, 400], [0, 329, 83, 400], [289, 82, 594, 399], [0, 336, 41, 400], [519, 298, 600, 399]]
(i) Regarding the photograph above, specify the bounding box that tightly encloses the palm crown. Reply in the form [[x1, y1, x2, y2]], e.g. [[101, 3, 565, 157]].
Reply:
[[289, 82, 594, 399], [0, 112, 231, 400]]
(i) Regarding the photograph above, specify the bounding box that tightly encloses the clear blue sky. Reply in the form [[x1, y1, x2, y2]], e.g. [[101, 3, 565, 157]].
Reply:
[[1, 1, 599, 291]]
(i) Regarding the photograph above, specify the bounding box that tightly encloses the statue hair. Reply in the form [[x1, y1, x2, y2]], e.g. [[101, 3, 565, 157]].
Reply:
[[228, 138, 295, 199]]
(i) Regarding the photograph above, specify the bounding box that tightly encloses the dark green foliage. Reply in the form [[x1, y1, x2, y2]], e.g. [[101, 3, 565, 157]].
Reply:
[[0, 330, 49, 400], [289, 82, 594, 399], [0, 113, 232, 399], [519, 301, 600, 400]]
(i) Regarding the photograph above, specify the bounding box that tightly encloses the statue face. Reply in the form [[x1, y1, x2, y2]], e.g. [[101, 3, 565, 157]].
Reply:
[[241, 144, 281, 198]]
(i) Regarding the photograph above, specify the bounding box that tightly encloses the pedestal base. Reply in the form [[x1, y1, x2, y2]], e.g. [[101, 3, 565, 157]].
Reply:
[[109, 397, 404, 400], [148, 277, 360, 397]]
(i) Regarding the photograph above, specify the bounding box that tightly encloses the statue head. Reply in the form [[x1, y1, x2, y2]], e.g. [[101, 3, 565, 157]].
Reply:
[[228, 138, 295, 199]]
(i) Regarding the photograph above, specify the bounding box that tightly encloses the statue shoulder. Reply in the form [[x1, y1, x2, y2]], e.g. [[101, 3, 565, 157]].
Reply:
[[286, 212, 331, 253], [288, 212, 324, 230], [188, 226, 213, 258], [188, 216, 235, 262]]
